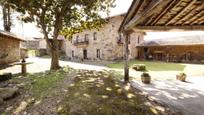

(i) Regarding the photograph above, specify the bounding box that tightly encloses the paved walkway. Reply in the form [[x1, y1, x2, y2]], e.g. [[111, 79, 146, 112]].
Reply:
[[131, 77, 204, 115]]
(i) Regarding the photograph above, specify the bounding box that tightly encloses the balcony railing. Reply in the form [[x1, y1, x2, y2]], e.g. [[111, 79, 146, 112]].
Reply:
[[73, 38, 89, 45]]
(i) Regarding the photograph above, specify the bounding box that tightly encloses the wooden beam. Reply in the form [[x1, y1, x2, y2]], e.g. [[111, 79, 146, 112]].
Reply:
[[133, 25, 204, 31], [125, 0, 163, 31], [175, 5, 197, 25], [198, 16, 204, 25], [165, 0, 196, 26], [182, 7, 204, 25], [150, 0, 178, 26], [119, 0, 144, 32], [145, 15, 155, 26], [190, 11, 204, 25], [124, 32, 130, 82]]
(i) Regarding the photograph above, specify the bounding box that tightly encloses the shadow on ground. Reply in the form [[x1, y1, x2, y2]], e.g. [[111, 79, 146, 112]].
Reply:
[[131, 78, 204, 115]]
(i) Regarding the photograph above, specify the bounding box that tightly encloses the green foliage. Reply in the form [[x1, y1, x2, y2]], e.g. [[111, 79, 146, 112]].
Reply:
[[141, 72, 150, 77], [25, 66, 74, 98], [132, 64, 146, 72], [6, 0, 115, 39]]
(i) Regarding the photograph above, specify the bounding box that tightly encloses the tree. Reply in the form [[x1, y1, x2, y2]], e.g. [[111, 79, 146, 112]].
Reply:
[[1, 0, 12, 32], [7, 0, 115, 70]]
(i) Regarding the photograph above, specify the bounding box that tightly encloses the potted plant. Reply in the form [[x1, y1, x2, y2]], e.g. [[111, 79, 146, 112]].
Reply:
[[176, 73, 187, 82], [141, 72, 151, 84]]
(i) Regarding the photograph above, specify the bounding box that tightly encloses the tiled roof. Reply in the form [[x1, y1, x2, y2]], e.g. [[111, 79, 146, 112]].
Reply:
[[0, 30, 25, 41]]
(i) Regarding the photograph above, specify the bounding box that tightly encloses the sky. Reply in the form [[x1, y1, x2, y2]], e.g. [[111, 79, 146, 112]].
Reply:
[[0, 0, 204, 40]]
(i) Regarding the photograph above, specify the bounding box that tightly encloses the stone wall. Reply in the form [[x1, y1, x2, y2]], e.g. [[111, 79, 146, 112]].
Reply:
[[21, 40, 39, 50], [0, 36, 21, 65], [62, 15, 144, 61]]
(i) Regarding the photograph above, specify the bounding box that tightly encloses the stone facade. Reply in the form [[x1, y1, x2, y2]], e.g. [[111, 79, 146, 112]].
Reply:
[[0, 36, 21, 65], [62, 15, 144, 61]]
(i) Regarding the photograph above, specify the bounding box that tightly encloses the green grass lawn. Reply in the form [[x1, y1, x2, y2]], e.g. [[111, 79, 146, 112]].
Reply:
[[107, 60, 186, 71]]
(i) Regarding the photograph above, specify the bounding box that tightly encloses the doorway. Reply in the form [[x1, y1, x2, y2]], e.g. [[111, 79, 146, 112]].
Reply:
[[83, 49, 88, 59]]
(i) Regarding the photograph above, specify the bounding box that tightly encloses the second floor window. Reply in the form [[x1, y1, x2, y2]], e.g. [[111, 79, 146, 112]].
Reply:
[[76, 35, 79, 42], [85, 34, 89, 41], [93, 32, 97, 40]]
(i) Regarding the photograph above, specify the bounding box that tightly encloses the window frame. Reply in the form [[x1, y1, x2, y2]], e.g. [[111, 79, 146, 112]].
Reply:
[[96, 49, 100, 58], [93, 32, 97, 40]]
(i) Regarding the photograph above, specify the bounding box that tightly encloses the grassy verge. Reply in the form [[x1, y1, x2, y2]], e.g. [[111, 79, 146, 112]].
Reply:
[[107, 60, 186, 71], [58, 70, 168, 115], [12, 66, 74, 98]]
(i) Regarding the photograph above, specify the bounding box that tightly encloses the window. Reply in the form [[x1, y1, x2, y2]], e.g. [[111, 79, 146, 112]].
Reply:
[[72, 50, 74, 58], [96, 49, 100, 58], [137, 36, 140, 44], [76, 36, 79, 42], [93, 32, 97, 40], [85, 34, 89, 41]]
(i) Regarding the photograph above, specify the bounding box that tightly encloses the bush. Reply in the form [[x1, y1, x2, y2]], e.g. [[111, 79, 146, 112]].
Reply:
[[132, 64, 146, 72], [176, 73, 186, 82]]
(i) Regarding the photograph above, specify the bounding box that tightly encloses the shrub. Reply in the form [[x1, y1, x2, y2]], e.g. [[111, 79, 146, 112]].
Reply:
[[176, 73, 186, 82], [141, 72, 150, 77], [132, 64, 146, 72]]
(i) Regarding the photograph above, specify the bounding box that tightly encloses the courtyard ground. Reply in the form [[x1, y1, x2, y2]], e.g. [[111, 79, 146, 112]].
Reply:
[[131, 77, 204, 115], [1, 57, 204, 114], [0, 66, 174, 114]]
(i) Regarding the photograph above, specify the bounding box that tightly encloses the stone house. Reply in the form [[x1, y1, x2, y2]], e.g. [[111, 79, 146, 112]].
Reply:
[[0, 30, 24, 65], [21, 37, 64, 56], [137, 35, 204, 63], [62, 14, 144, 61]]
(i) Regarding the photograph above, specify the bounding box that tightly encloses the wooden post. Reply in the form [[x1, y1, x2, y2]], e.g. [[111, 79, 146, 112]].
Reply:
[[21, 58, 27, 75], [124, 32, 129, 82], [22, 63, 27, 75]]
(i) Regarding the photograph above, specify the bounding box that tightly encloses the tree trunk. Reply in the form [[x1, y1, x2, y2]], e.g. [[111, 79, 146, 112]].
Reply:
[[2, 4, 11, 32], [50, 47, 61, 70], [124, 33, 129, 82]]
